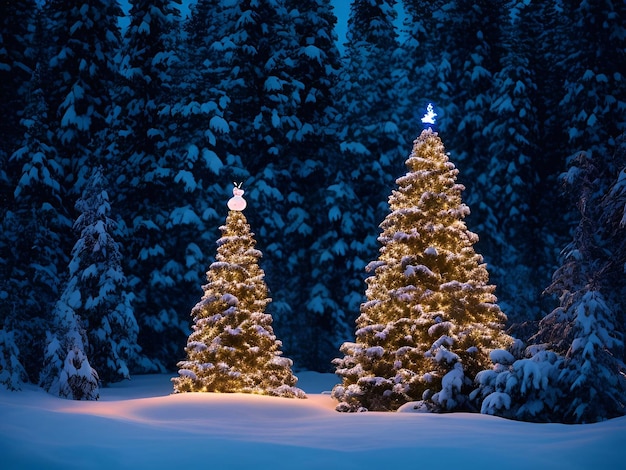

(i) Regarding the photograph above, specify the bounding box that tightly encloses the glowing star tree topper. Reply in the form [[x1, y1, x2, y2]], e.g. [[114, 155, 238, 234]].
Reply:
[[421, 103, 437, 126], [227, 182, 247, 211]]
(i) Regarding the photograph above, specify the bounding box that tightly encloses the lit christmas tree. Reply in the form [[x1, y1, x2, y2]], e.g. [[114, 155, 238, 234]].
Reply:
[[172, 184, 305, 398], [333, 113, 512, 412]]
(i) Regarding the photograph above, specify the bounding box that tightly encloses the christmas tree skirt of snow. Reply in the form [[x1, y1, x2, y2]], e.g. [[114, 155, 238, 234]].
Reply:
[[1, 372, 625, 470]]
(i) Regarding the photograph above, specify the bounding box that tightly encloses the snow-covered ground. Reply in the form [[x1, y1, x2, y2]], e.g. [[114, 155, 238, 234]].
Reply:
[[1, 372, 624, 469]]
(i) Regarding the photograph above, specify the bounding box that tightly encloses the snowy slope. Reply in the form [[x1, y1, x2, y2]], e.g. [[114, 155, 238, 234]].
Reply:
[[1, 372, 624, 470]]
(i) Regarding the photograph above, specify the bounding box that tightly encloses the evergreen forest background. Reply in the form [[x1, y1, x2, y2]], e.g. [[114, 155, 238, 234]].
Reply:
[[1, 0, 625, 386]]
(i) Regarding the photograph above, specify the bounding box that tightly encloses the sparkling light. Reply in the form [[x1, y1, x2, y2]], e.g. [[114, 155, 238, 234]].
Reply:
[[421, 103, 437, 125]]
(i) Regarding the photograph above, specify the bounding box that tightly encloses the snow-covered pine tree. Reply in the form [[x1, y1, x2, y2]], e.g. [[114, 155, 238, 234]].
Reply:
[[37, 167, 101, 400], [337, 0, 404, 195], [177, 0, 231, 185], [112, 0, 210, 372], [210, 0, 300, 176], [310, 0, 404, 371], [59, 347, 100, 400], [63, 167, 141, 385], [556, 289, 626, 423], [471, 344, 564, 422], [39, 285, 100, 401], [332, 127, 512, 412], [475, 131, 626, 425], [428, 0, 505, 176], [0, 329, 28, 391], [43, 0, 123, 197], [173, 186, 305, 398], [480, 0, 545, 325], [2, 70, 72, 382], [558, 0, 626, 162], [33, 6, 125, 382], [284, 0, 341, 151], [0, 0, 34, 164], [9, 74, 67, 292], [542, 1, 626, 326], [0, 0, 52, 386], [530, 151, 626, 423], [597, 140, 626, 349], [476, 145, 626, 423], [397, 0, 445, 139], [268, 0, 345, 371]]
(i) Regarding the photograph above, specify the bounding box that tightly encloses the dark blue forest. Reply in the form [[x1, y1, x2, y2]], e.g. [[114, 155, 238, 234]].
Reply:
[[1, 0, 625, 422]]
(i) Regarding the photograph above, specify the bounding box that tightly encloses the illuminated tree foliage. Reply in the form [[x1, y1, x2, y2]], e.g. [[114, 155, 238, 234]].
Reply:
[[172, 193, 305, 398], [332, 128, 512, 412]]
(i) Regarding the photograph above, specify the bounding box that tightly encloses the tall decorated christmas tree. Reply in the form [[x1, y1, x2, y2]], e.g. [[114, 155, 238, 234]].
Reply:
[[332, 109, 512, 412], [172, 185, 305, 398]]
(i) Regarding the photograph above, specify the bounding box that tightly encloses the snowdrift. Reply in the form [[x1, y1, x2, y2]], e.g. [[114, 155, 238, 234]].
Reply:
[[1, 372, 624, 469]]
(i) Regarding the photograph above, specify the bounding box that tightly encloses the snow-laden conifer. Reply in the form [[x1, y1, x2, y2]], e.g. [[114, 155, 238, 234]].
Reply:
[[0, 329, 28, 391], [475, 147, 626, 423], [471, 345, 563, 422], [308, 0, 403, 371], [63, 167, 141, 385], [270, 0, 345, 371], [598, 143, 626, 333], [112, 0, 201, 372], [58, 346, 100, 401], [531, 151, 626, 423], [557, 290, 626, 422], [173, 186, 305, 398], [333, 128, 512, 412], [44, 0, 123, 195], [479, 0, 545, 324], [558, 0, 626, 161], [4, 71, 71, 380], [39, 290, 99, 401]]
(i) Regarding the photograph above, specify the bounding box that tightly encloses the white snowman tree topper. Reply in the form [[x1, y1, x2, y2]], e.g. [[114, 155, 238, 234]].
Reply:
[[227, 182, 247, 211]]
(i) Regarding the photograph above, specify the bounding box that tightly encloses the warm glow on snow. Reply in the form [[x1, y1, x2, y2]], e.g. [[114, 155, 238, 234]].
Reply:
[[1, 373, 624, 469]]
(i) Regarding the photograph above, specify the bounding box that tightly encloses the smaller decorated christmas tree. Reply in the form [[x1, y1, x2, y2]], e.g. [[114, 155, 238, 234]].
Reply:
[[332, 109, 511, 412], [172, 184, 305, 398]]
